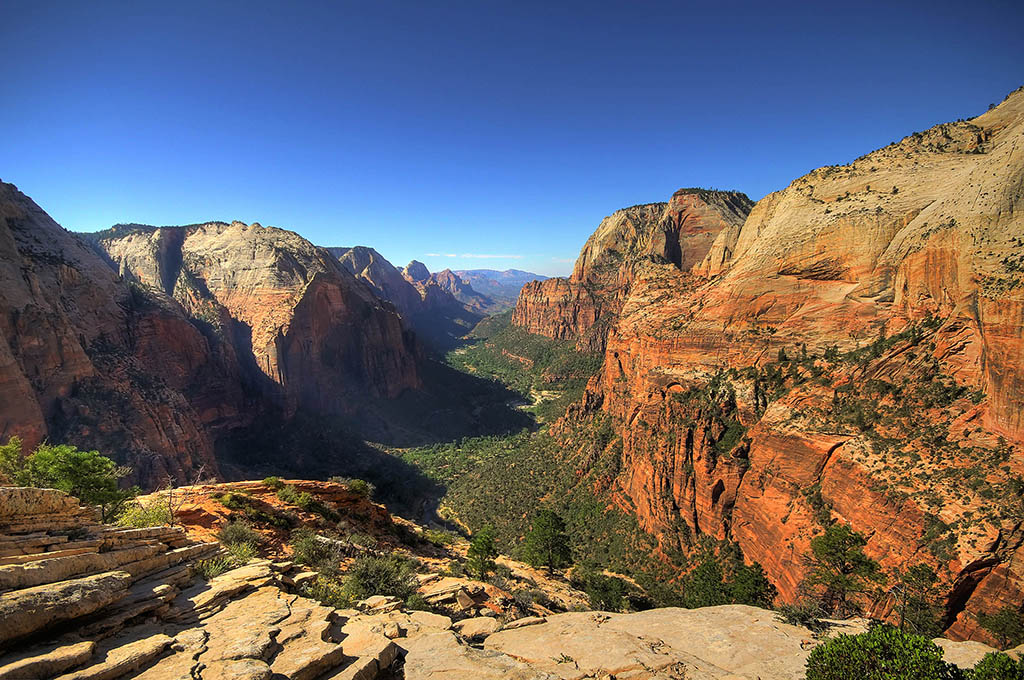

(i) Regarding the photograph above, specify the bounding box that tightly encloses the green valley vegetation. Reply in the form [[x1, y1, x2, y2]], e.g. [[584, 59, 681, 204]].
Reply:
[[395, 315, 776, 610], [0, 436, 137, 521]]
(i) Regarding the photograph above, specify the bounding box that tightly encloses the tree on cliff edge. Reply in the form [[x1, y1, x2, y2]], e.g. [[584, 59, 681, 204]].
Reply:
[[0, 437, 136, 521], [805, 523, 881, 618]]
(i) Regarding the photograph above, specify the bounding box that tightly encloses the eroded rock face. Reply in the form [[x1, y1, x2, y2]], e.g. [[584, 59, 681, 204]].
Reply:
[[512, 191, 753, 352], [333, 247, 483, 351], [513, 88, 1024, 641], [96, 222, 422, 415], [0, 182, 228, 486]]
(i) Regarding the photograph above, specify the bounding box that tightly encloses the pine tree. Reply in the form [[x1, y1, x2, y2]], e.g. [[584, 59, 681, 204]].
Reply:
[[523, 509, 571, 569], [466, 525, 498, 579]]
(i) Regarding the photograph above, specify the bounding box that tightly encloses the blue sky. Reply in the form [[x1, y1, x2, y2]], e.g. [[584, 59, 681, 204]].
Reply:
[[2, 1, 1021, 277]]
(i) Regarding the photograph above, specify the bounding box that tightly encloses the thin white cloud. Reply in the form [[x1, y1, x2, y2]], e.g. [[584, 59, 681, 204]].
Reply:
[[460, 253, 523, 259], [424, 253, 523, 259]]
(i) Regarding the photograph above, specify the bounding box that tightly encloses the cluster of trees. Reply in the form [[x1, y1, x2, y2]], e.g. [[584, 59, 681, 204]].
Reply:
[[0, 436, 136, 521]]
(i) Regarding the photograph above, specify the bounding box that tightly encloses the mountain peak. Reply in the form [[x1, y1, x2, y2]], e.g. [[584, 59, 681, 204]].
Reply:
[[404, 260, 431, 283]]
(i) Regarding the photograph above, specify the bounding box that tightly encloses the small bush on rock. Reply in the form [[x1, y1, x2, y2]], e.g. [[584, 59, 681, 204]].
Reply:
[[341, 555, 419, 602], [805, 625, 961, 680], [116, 500, 172, 528], [972, 652, 1024, 680], [290, 528, 341, 576]]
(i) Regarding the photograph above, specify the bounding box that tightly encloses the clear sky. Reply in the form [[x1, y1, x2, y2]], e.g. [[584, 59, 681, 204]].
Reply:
[[2, 1, 1021, 277]]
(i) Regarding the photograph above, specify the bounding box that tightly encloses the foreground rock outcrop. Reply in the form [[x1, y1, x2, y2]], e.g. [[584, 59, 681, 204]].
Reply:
[[1, 485, 1011, 680], [513, 87, 1024, 642]]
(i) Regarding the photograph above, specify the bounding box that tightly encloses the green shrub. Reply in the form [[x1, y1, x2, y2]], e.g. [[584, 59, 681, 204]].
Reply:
[[218, 520, 261, 549], [341, 555, 419, 602], [805, 524, 881, 617], [225, 540, 257, 564], [1, 438, 137, 521], [289, 529, 341, 575], [805, 625, 959, 680], [466, 526, 498, 579], [261, 476, 284, 490], [972, 652, 1024, 680], [572, 568, 635, 612], [215, 491, 252, 510], [195, 556, 233, 580], [424, 529, 457, 546], [978, 606, 1024, 649], [405, 593, 433, 611], [523, 509, 571, 569], [115, 500, 172, 528], [777, 601, 830, 635], [348, 532, 377, 548], [299, 575, 351, 608], [277, 485, 339, 521]]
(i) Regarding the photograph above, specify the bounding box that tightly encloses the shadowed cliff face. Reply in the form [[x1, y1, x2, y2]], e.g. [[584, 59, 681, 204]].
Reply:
[[0, 182, 231, 486], [511, 87, 1024, 642], [95, 222, 422, 415], [0, 191, 431, 488], [331, 247, 483, 353]]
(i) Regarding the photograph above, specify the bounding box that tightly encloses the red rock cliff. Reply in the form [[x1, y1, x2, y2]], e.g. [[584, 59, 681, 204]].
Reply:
[[512, 191, 753, 352], [528, 87, 1024, 642], [95, 222, 422, 415]]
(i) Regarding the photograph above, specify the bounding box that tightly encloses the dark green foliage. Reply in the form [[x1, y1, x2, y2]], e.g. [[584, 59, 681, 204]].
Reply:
[[261, 476, 284, 490], [805, 625, 963, 680], [972, 652, 1024, 680], [276, 485, 340, 521], [330, 476, 375, 498], [404, 593, 433, 612], [341, 555, 419, 601], [890, 564, 944, 637], [289, 528, 341, 576], [978, 606, 1024, 649], [683, 554, 729, 608], [570, 567, 646, 612], [728, 562, 778, 609], [217, 520, 261, 549], [682, 548, 777, 610], [466, 525, 498, 579], [0, 438, 137, 521], [449, 311, 603, 422], [215, 491, 252, 510], [777, 601, 830, 634], [806, 524, 881, 617], [523, 509, 572, 569]]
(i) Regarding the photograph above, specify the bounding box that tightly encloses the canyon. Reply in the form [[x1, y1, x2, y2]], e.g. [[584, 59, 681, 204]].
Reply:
[[511, 87, 1024, 642]]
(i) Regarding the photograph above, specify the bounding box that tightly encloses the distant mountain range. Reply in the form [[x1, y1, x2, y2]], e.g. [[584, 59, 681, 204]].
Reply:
[[454, 269, 549, 308]]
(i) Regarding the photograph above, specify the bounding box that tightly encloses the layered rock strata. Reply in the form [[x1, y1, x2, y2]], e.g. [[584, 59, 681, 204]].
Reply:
[[515, 87, 1024, 641]]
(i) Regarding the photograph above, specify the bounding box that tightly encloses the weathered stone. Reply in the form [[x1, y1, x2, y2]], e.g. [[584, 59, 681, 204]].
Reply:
[[453, 616, 502, 639], [503, 616, 546, 630], [53, 633, 173, 680], [0, 570, 131, 645], [0, 640, 95, 680]]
